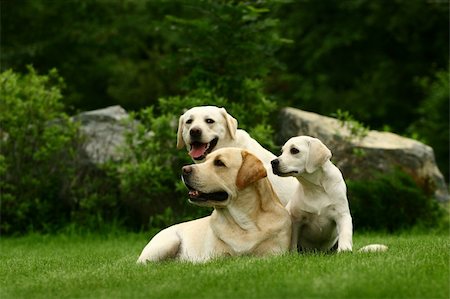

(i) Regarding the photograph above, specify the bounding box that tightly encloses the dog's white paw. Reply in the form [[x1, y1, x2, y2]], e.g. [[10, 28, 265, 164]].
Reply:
[[337, 248, 352, 253], [136, 257, 148, 264], [337, 241, 353, 252]]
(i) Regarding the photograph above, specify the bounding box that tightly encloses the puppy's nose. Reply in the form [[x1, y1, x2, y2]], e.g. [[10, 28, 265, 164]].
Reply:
[[271, 159, 280, 168], [182, 165, 193, 175], [190, 127, 202, 138]]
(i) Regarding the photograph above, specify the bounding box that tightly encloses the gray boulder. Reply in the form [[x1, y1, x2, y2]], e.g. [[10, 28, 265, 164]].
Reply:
[[75, 105, 131, 164], [278, 107, 449, 201]]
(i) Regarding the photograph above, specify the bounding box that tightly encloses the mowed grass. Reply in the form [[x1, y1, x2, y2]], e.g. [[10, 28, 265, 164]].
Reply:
[[1, 231, 449, 299]]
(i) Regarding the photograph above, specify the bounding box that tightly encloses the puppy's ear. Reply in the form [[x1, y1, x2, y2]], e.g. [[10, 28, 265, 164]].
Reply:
[[220, 107, 238, 140], [236, 151, 267, 190], [305, 138, 332, 173], [176, 114, 185, 149]]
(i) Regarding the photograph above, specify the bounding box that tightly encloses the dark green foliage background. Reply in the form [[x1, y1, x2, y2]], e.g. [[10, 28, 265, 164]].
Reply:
[[1, 0, 448, 234], [348, 169, 445, 232]]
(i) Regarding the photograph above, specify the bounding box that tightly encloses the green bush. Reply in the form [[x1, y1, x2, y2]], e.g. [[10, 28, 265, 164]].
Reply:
[[163, 1, 285, 101], [408, 71, 449, 183], [0, 67, 79, 234], [348, 168, 445, 232], [0, 68, 123, 235]]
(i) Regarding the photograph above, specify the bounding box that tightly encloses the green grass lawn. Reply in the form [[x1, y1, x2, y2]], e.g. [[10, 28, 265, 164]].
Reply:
[[1, 231, 449, 299]]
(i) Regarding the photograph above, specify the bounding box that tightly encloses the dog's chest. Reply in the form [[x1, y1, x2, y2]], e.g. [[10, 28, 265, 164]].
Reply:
[[296, 203, 337, 246], [299, 190, 335, 216], [211, 220, 288, 256]]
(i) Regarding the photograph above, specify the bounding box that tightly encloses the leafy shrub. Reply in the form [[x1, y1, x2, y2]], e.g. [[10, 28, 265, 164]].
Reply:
[[163, 1, 285, 103], [0, 67, 80, 234], [348, 168, 445, 232], [0, 68, 123, 235], [408, 71, 449, 183]]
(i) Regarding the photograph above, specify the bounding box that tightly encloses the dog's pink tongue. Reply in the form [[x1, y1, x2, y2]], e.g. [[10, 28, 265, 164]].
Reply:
[[189, 143, 207, 159]]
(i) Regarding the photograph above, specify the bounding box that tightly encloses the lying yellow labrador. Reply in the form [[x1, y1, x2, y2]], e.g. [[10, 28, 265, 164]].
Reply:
[[137, 148, 292, 263]]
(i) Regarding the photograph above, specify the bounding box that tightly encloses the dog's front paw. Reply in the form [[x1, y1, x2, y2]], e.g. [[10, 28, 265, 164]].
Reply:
[[136, 256, 148, 264], [337, 243, 353, 253]]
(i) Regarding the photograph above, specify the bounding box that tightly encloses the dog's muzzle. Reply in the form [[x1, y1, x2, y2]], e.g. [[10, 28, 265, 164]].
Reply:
[[181, 165, 228, 203], [271, 159, 298, 177]]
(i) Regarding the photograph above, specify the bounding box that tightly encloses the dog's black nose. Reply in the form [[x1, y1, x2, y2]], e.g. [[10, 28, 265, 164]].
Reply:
[[271, 159, 281, 175], [271, 159, 279, 168], [182, 165, 193, 175], [190, 127, 202, 138]]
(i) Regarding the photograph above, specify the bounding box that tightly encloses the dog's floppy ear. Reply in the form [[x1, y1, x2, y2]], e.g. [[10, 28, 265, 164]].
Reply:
[[305, 138, 332, 173], [176, 113, 186, 149], [220, 107, 238, 140], [236, 150, 267, 190]]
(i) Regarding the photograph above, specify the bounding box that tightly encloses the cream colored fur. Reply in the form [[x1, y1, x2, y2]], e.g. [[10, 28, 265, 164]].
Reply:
[[137, 148, 292, 263], [272, 136, 388, 253]]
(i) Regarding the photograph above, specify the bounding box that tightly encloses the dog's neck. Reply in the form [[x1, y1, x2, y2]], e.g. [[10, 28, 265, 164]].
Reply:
[[212, 178, 281, 232], [230, 130, 276, 161], [296, 160, 334, 189], [210, 178, 285, 253]]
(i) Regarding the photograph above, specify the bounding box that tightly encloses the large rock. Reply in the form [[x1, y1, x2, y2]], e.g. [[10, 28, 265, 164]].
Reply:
[[74, 106, 131, 164], [278, 107, 449, 201]]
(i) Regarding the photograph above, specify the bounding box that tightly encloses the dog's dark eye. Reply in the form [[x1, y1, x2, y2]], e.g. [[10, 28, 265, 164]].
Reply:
[[205, 118, 215, 124], [214, 159, 225, 167], [186, 119, 193, 124], [290, 148, 300, 155]]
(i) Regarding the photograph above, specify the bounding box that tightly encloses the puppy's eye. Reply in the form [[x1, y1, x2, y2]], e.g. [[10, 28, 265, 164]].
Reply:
[[186, 119, 193, 124], [214, 159, 226, 167], [290, 148, 300, 155], [205, 118, 215, 124]]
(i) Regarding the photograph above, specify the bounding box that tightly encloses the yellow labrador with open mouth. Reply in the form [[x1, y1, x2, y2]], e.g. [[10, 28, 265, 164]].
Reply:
[[137, 148, 292, 263], [176, 106, 300, 207]]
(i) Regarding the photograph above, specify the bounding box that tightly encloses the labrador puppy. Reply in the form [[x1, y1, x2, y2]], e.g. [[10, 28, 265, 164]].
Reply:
[[176, 106, 300, 207], [271, 136, 353, 252], [137, 148, 292, 263]]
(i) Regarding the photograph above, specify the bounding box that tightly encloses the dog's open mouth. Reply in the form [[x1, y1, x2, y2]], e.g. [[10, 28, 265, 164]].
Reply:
[[189, 137, 219, 161], [185, 184, 228, 202]]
